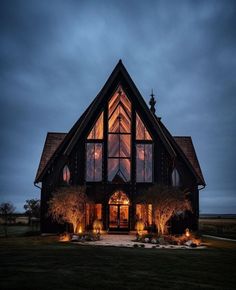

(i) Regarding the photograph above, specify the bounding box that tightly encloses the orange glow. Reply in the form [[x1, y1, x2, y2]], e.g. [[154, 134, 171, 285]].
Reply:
[[136, 220, 145, 235], [109, 191, 130, 205], [59, 233, 71, 242], [63, 165, 70, 183], [78, 225, 83, 234], [185, 228, 190, 238], [148, 204, 152, 225], [108, 86, 131, 119], [93, 219, 103, 233], [136, 113, 152, 140], [87, 112, 104, 139], [95, 204, 102, 220]]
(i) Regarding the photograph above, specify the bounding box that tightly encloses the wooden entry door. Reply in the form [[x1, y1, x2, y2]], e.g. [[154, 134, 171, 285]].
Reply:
[[109, 205, 129, 230]]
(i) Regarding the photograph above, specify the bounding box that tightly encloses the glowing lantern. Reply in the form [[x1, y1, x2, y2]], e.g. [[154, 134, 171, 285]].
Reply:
[[93, 219, 103, 234], [185, 228, 190, 238], [78, 225, 83, 234], [136, 220, 145, 235]]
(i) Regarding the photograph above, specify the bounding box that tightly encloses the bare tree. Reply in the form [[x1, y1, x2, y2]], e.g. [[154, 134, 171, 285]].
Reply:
[[24, 199, 40, 219], [24, 199, 40, 230], [0, 202, 15, 237], [48, 186, 88, 234], [137, 184, 191, 235]]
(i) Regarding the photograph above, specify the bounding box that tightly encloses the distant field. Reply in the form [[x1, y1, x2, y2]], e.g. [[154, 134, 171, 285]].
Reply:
[[199, 218, 236, 239], [0, 225, 38, 237]]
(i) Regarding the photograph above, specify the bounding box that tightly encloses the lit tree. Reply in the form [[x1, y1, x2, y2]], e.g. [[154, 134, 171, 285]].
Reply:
[[0, 202, 15, 237], [137, 184, 191, 235], [48, 186, 88, 234]]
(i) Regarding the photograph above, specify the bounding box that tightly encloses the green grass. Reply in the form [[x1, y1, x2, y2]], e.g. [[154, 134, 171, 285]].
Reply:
[[199, 218, 236, 239], [0, 235, 236, 290], [0, 225, 33, 237]]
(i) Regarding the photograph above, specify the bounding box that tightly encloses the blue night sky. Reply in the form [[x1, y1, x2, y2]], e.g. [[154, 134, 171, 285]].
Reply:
[[0, 0, 236, 213]]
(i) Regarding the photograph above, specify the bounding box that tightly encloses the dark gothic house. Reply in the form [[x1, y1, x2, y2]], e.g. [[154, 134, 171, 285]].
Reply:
[[35, 60, 205, 234]]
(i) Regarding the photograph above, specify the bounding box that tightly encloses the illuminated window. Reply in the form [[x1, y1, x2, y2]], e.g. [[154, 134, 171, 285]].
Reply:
[[136, 113, 152, 140], [86, 143, 103, 181], [148, 204, 152, 225], [136, 144, 153, 182], [136, 204, 144, 220], [136, 204, 152, 226], [109, 191, 129, 205], [87, 112, 104, 139], [63, 165, 70, 184], [86, 204, 93, 226], [108, 87, 131, 182], [171, 168, 180, 187], [95, 204, 102, 220]]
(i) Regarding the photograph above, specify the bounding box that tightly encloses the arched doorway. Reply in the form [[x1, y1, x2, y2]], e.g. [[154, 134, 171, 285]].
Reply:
[[108, 191, 130, 231]]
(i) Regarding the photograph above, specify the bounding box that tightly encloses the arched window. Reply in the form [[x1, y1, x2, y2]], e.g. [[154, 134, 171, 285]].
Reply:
[[107, 87, 131, 182], [171, 168, 180, 187], [63, 165, 70, 184], [109, 191, 130, 205]]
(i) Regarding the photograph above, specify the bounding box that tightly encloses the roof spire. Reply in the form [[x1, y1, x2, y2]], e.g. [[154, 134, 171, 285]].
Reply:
[[149, 89, 156, 114]]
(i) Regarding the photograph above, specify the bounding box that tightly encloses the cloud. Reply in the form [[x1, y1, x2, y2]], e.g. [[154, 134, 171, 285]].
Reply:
[[0, 0, 236, 212]]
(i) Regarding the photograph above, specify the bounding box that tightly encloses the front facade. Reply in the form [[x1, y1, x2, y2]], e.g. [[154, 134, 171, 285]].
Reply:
[[35, 60, 205, 234]]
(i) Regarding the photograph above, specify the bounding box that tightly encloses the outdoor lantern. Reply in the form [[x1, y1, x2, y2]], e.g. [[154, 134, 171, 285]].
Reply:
[[78, 225, 83, 234], [185, 228, 190, 238]]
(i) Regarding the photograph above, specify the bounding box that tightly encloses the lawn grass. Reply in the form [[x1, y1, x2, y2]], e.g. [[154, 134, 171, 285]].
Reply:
[[199, 218, 236, 239], [0, 235, 236, 290]]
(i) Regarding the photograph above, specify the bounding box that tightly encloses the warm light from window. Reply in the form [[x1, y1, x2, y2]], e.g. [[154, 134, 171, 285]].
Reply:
[[63, 165, 70, 183]]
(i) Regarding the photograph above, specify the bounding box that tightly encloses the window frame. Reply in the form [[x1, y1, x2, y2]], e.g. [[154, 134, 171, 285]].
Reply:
[[136, 141, 153, 183], [107, 86, 132, 183], [85, 141, 103, 182]]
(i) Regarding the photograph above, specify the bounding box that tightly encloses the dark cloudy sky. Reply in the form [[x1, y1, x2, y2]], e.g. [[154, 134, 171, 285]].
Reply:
[[0, 0, 236, 213]]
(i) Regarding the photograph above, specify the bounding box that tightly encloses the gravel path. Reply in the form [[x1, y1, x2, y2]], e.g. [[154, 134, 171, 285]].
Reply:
[[74, 234, 206, 249]]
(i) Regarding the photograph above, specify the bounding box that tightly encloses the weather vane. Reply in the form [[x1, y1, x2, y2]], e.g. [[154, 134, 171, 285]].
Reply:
[[149, 89, 156, 114]]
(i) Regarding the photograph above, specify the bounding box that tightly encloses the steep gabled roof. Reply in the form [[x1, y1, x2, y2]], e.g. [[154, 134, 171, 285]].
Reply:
[[174, 136, 205, 186], [64, 60, 176, 157], [35, 60, 205, 186], [35, 60, 177, 182], [35, 133, 66, 182], [157, 117, 205, 186], [34, 100, 94, 183]]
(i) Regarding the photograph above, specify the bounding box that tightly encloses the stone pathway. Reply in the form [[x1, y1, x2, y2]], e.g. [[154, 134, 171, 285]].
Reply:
[[74, 234, 206, 249]]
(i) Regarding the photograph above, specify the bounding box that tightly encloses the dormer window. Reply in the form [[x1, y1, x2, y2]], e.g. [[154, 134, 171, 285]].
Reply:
[[63, 165, 70, 184], [171, 168, 180, 187]]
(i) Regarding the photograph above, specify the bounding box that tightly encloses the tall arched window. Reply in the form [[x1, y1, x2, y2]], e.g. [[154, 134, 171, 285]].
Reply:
[[107, 87, 131, 182], [63, 165, 70, 184], [171, 168, 180, 187]]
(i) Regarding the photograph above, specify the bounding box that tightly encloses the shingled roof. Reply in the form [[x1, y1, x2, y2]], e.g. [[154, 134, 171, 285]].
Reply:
[[35, 133, 66, 182], [35, 132, 205, 186], [174, 136, 205, 186]]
